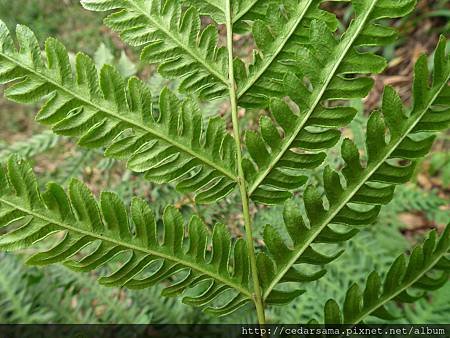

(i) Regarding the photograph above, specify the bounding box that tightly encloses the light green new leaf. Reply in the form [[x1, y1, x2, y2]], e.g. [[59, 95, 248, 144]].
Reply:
[[0, 21, 238, 203], [0, 156, 252, 316], [260, 37, 450, 304], [80, 0, 229, 100]]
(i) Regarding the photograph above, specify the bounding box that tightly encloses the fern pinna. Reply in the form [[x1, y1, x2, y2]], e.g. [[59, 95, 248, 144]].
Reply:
[[0, 0, 449, 325]]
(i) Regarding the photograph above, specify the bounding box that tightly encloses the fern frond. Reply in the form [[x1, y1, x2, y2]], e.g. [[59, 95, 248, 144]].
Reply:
[[244, 0, 418, 204], [259, 37, 450, 304], [237, 0, 338, 108], [0, 21, 238, 203], [323, 225, 450, 324], [80, 0, 228, 100], [267, 224, 409, 323], [0, 131, 60, 161], [0, 156, 252, 316], [239, 0, 416, 107]]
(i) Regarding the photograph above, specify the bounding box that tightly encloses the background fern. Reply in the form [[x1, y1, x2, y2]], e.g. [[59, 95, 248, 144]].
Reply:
[[0, 131, 60, 161], [403, 283, 450, 324], [0, 253, 194, 324]]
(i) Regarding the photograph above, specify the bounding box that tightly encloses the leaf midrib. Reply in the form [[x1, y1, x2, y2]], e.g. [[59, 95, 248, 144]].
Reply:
[[248, 0, 379, 196], [237, 0, 314, 99], [0, 52, 238, 182], [262, 68, 450, 300], [127, 0, 228, 85], [0, 197, 252, 298]]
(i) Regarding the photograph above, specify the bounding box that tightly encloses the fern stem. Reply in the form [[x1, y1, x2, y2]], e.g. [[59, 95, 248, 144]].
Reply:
[[225, 0, 266, 325]]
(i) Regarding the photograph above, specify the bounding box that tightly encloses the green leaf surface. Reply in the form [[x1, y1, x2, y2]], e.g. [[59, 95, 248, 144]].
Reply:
[[81, 0, 229, 100], [0, 156, 252, 316], [326, 225, 450, 324], [260, 37, 450, 303], [245, 0, 417, 204], [0, 21, 238, 203]]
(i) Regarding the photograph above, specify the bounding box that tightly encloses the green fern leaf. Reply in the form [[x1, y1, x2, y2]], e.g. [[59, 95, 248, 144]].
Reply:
[[237, 0, 338, 108], [323, 224, 450, 324], [80, 0, 228, 100], [0, 156, 252, 316], [260, 37, 450, 304], [267, 224, 409, 323], [237, 0, 416, 108], [0, 21, 238, 203], [244, 0, 417, 204], [1, 0, 449, 324]]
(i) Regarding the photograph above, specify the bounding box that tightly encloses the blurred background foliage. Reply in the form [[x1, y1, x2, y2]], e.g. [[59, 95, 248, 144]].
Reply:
[[0, 0, 449, 324]]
